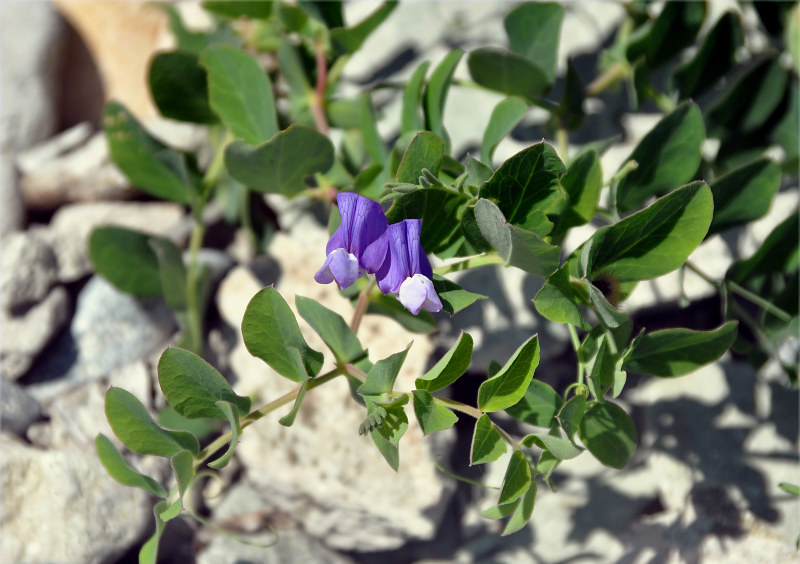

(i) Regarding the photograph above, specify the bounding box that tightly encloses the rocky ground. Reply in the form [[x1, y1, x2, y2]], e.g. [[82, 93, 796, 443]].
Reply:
[[1, 2, 797, 564]]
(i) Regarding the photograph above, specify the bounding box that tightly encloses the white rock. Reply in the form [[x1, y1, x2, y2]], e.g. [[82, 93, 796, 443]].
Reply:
[[18, 129, 133, 210], [0, 285, 70, 380], [0, 229, 58, 310], [0, 432, 151, 564], [43, 201, 185, 282], [1, 378, 42, 436]]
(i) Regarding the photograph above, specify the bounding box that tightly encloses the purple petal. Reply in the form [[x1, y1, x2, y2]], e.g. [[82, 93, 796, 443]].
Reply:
[[398, 274, 443, 315], [377, 222, 411, 294], [314, 248, 362, 290], [404, 218, 433, 279], [332, 193, 388, 273]]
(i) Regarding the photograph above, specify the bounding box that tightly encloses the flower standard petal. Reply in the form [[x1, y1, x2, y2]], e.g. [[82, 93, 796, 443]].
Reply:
[[377, 221, 411, 294]]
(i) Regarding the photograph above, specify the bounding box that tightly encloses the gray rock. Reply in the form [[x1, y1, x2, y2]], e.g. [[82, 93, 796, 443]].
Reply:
[[198, 482, 356, 564], [25, 275, 175, 403], [43, 201, 185, 283], [0, 432, 151, 564], [0, 229, 58, 310], [18, 126, 133, 210], [0, 1, 64, 235], [1, 378, 42, 435], [1, 285, 70, 380]]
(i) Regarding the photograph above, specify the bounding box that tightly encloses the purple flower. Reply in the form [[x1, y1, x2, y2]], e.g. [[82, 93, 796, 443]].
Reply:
[[315, 193, 389, 290], [376, 219, 443, 316]]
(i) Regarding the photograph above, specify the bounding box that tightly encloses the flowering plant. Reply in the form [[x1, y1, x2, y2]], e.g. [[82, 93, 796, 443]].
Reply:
[[87, 1, 799, 560]]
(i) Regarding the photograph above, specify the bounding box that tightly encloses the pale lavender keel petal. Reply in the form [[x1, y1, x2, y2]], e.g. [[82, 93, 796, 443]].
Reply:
[[398, 274, 442, 315], [314, 248, 362, 290]]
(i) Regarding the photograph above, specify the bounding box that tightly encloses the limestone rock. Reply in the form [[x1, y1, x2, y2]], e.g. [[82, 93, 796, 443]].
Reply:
[[1, 378, 42, 436], [0, 432, 151, 564], [0, 229, 58, 310], [1, 285, 70, 381], [43, 201, 185, 283]]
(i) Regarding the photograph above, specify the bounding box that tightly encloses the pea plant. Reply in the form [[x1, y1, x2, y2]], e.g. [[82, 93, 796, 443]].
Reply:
[[89, 1, 799, 560]]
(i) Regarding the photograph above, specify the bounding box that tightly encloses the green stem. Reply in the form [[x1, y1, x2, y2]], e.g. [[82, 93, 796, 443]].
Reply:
[[433, 396, 482, 419], [433, 253, 505, 275], [185, 221, 206, 355], [567, 324, 585, 387], [556, 118, 569, 162], [586, 62, 628, 97], [201, 130, 234, 200]]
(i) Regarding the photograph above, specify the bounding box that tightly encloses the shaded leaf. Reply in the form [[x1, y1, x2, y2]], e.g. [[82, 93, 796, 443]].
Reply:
[[505, 2, 563, 83], [624, 322, 738, 377], [225, 126, 334, 196], [468, 48, 550, 100], [401, 62, 430, 134], [552, 150, 602, 239], [533, 265, 590, 330], [708, 159, 781, 236], [330, 1, 398, 54], [105, 387, 199, 457], [359, 346, 410, 396], [95, 434, 167, 498], [557, 393, 587, 441], [522, 434, 583, 460], [498, 450, 531, 505], [578, 402, 637, 469], [366, 293, 437, 333], [208, 400, 241, 469], [396, 131, 444, 183], [424, 50, 463, 150], [149, 51, 218, 124], [505, 379, 564, 428], [502, 483, 536, 536], [431, 275, 487, 314], [89, 226, 164, 297], [412, 390, 458, 435], [296, 296, 367, 365], [615, 101, 705, 212], [482, 96, 528, 164]]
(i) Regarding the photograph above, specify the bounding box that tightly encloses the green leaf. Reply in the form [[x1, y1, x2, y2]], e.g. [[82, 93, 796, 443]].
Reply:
[[467, 48, 550, 100], [416, 332, 473, 392], [241, 287, 324, 381], [148, 238, 187, 311], [726, 212, 798, 286], [170, 450, 194, 499], [498, 450, 531, 505], [578, 402, 637, 469], [624, 322, 738, 377], [590, 181, 713, 282], [296, 296, 368, 365], [200, 43, 278, 145], [225, 126, 334, 197], [431, 275, 487, 314], [105, 387, 199, 457], [534, 265, 590, 330], [102, 101, 189, 203], [396, 131, 445, 184], [557, 393, 587, 441], [95, 434, 167, 498], [522, 434, 583, 460], [502, 483, 536, 536], [482, 96, 528, 164], [481, 142, 566, 236], [672, 12, 743, 101], [481, 501, 518, 520], [423, 50, 463, 150], [89, 226, 164, 297], [139, 502, 168, 564], [478, 336, 540, 412], [780, 482, 800, 496], [504, 2, 563, 83], [298, 0, 343, 28], [365, 293, 437, 333], [359, 346, 411, 396], [158, 348, 251, 419], [412, 390, 458, 435], [360, 93, 388, 166], [208, 400, 241, 469], [330, 1, 398, 54], [149, 51, 217, 124], [552, 150, 603, 239], [787, 4, 800, 74], [708, 159, 781, 237], [615, 101, 705, 212], [470, 414, 507, 465], [157, 406, 217, 440], [505, 379, 563, 428], [465, 155, 493, 188], [401, 61, 430, 134], [371, 428, 400, 471], [279, 370, 309, 427], [386, 186, 469, 257], [203, 1, 273, 19]]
